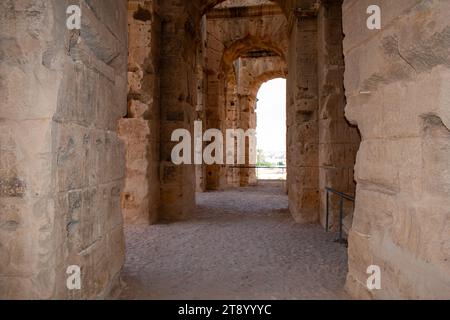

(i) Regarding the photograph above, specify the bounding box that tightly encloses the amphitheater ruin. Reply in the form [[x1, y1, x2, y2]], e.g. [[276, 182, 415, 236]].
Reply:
[[0, 0, 449, 299]]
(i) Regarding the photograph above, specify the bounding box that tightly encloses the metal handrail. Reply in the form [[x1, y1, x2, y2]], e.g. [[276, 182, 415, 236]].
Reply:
[[225, 165, 287, 184], [225, 165, 286, 169], [325, 187, 355, 244]]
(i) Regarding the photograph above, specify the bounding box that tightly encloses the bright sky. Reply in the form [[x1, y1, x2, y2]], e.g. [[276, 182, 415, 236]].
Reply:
[[256, 78, 286, 153]]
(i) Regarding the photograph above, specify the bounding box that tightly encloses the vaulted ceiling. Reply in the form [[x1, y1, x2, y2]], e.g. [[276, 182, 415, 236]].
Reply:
[[199, 0, 320, 16]]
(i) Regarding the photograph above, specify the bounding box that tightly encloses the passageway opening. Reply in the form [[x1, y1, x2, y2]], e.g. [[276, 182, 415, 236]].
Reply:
[[121, 0, 357, 299], [255, 78, 287, 181], [2, 0, 449, 300]]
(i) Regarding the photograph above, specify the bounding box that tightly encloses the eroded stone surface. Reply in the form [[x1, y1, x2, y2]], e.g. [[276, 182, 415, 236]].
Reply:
[[1, 0, 449, 300], [0, 0, 127, 299], [203, 2, 288, 190], [343, 0, 450, 299], [119, 0, 160, 225]]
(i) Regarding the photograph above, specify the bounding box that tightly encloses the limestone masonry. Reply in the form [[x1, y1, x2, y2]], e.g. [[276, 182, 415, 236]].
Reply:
[[0, 0, 448, 299]]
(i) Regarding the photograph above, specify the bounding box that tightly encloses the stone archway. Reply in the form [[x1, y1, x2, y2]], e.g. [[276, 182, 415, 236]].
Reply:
[[220, 59, 288, 188], [1, 0, 449, 300], [201, 2, 289, 190], [220, 37, 286, 74], [199, 0, 321, 17]]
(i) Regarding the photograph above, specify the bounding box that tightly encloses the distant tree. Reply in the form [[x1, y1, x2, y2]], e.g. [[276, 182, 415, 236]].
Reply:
[[257, 149, 266, 164], [257, 161, 274, 168]]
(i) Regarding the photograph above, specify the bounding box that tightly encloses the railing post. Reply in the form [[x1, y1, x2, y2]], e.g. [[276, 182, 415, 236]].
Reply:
[[324, 187, 354, 245], [325, 189, 329, 232], [339, 196, 344, 242]]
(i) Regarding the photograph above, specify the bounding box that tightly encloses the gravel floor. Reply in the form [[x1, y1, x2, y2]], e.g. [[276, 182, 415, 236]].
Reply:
[[119, 184, 350, 300]]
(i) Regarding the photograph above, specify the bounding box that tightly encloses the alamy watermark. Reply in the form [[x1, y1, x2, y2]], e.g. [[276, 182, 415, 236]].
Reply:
[[66, 265, 81, 290], [367, 5, 381, 30], [367, 265, 382, 290], [66, 5, 81, 30], [171, 121, 256, 165]]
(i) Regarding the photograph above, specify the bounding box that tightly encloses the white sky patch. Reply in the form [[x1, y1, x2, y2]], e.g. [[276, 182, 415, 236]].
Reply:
[[256, 78, 286, 154]]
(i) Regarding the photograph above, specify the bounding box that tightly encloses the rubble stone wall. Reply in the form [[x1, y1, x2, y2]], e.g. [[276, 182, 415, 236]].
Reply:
[[119, 0, 160, 225]]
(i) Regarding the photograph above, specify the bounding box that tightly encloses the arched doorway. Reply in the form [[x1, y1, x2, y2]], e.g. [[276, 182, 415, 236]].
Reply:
[[255, 78, 287, 182]]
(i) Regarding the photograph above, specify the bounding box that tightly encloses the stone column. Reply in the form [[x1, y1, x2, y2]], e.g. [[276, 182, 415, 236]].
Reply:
[[286, 13, 320, 223], [317, 0, 360, 230], [118, 0, 161, 225], [205, 75, 226, 190], [224, 75, 240, 187], [238, 94, 257, 186], [195, 20, 208, 193], [159, 2, 199, 220]]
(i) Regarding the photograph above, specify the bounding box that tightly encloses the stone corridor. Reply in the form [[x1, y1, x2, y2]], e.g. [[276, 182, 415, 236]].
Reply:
[[1, 0, 449, 300], [120, 183, 348, 300]]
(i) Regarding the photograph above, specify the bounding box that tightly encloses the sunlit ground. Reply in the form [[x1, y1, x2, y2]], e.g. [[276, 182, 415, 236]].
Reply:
[[257, 167, 287, 180]]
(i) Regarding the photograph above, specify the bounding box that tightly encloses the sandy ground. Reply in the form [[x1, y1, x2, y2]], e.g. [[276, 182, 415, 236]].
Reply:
[[119, 184, 350, 300], [256, 168, 286, 180]]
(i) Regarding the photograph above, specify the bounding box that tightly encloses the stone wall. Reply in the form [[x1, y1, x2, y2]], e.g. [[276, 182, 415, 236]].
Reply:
[[286, 15, 320, 224], [317, 0, 360, 230], [343, 0, 450, 299], [3, 0, 448, 300], [119, 0, 160, 225], [0, 0, 128, 299]]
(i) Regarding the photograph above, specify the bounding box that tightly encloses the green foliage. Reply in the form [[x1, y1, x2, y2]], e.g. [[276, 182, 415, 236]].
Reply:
[[256, 161, 275, 168]]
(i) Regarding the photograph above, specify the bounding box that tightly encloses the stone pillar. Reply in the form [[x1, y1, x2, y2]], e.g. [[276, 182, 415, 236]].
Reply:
[[317, 0, 360, 230], [195, 19, 208, 193], [119, 0, 160, 225], [205, 75, 226, 190], [224, 74, 240, 188], [159, 1, 198, 220], [0, 0, 128, 298], [343, 0, 450, 299], [238, 94, 257, 186], [286, 14, 320, 223]]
